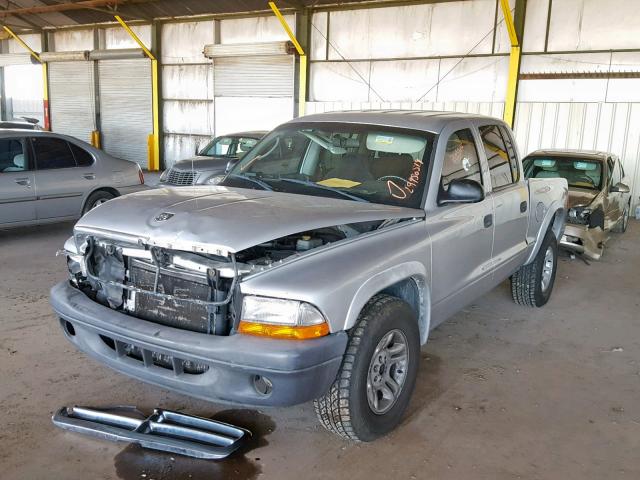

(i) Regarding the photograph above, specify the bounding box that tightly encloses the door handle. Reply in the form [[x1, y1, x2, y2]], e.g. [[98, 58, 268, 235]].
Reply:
[[483, 214, 493, 228], [14, 177, 31, 187], [83, 173, 96, 180], [520, 201, 528, 213]]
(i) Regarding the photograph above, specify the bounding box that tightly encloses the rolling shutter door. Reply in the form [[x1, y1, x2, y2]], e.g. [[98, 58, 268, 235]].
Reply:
[[210, 45, 294, 135], [49, 61, 95, 142], [99, 58, 152, 167], [214, 55, 293, 97]]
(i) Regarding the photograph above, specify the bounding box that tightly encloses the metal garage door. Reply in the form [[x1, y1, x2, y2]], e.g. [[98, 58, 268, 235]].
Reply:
[[205, 42, 294, 135], [213, 55, 294, 134], [214, 55, 293, 97], [49, 61, 95, 142], [99, 58, 152, 167]]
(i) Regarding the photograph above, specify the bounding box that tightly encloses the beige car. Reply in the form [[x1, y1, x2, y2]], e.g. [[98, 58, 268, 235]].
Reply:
[[524, 149, 631, 260]]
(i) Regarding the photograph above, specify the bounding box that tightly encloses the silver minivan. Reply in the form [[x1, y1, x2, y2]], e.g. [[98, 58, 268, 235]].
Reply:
[[0, 130, 147, 228]]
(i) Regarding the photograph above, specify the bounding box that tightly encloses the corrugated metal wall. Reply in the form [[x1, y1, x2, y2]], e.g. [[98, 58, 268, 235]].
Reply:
[[5, 0, 640, 191], [161, 20, 215, 167], [514, 102, 640, 208]]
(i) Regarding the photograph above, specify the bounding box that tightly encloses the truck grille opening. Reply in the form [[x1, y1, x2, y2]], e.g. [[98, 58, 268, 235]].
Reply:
[[165, 169, 197, 186], [128, 261, 213, 333], [100, 335, 209, 375], [82, 238, 234, 336]]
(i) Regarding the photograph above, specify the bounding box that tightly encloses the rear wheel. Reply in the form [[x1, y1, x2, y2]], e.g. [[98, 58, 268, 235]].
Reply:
[[612, 204, 630, 233], [314, 294, 420, 442], [511, 229, 558, 307], [83, 190, 115, 215]]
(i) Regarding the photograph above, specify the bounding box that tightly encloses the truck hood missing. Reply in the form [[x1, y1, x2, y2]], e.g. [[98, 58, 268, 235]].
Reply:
[[75, 186, 424, 255]]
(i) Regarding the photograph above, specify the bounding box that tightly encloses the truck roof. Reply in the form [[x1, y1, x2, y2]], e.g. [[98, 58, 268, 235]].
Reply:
[[286, 110, 507, 134]]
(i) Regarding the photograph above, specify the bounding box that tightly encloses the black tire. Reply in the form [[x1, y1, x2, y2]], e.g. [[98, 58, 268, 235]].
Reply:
[[82, 190, 115, 215], [612, 203, 630, 233], [313, 294, 420, 442], [511, 229, 558, 307]]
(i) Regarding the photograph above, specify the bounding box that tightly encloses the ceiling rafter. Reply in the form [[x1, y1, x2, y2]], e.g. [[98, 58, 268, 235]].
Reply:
[[0, 0, 122, 18]]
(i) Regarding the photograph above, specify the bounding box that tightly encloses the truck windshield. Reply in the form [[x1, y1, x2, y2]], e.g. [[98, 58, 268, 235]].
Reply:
[[523, 156, 603, 190], [221, 123, 434, 208]]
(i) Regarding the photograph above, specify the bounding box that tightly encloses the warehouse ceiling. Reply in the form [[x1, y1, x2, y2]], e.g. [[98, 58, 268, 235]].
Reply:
[[0, 0, 413, 31]]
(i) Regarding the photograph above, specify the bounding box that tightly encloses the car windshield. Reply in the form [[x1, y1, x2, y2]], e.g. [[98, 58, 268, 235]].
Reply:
[[220, 123, 434, 208], [200, 136, 259, 158], [523, 156, 603, 190]]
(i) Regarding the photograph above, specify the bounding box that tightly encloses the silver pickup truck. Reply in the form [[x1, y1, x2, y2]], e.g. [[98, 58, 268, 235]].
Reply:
[[51, 111, 568, 441]]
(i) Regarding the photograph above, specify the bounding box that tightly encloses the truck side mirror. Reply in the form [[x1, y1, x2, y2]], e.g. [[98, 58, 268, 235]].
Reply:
[[226, 158, 239, 173], [610, 182, 630, 194], [438, 179, 485, 206]]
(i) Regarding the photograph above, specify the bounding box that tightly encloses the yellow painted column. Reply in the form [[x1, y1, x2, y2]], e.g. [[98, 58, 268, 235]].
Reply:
[[269, 2, 307, 117], [499, 0, 521, 128], [114, 15, 160, 171]]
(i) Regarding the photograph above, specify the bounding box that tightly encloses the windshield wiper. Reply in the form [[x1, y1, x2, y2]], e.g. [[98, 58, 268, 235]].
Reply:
[[276, 178, 369, 203], [228, 173, 273, 191]]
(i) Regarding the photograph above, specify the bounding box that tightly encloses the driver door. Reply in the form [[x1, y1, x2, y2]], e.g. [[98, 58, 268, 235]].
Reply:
[[0, 137, 37, 226], [428, 126, 495, 325]]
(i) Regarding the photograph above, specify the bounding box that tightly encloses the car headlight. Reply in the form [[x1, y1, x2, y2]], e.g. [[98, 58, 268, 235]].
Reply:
[[159, 169, 169, 182], [568, 206, 591, 225], [238, 296, 329, 340], [205, 175, 225, 185], [59, 236, 86, 284]]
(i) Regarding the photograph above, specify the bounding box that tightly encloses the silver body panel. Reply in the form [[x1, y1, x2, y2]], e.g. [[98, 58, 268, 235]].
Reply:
[[0, 130, 146, 228]]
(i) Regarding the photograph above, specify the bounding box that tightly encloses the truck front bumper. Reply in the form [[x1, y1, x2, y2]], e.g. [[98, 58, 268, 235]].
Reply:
[[50, 281, 347, 407], [560, 224, 606, 260]]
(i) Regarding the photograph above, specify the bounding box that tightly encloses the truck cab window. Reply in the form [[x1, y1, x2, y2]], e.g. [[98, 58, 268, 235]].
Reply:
[[440, 129, 482, 191], [480, 124, 515, 189]]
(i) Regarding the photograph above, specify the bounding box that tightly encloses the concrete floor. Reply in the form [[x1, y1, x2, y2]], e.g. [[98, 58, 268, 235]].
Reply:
[[1, 220, 639, 480]]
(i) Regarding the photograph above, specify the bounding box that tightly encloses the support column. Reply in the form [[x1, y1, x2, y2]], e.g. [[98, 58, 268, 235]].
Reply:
[[500, 0, 526, 128], [114, 15, 160, 171], [269, 1, 308, 117]]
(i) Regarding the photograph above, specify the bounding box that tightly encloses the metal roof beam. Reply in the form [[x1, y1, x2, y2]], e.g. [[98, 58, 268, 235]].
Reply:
[[0, 1, 122, 18]]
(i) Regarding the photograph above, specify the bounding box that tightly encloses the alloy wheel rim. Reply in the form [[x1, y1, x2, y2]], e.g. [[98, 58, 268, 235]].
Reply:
[[92, 199, 107, 210], [541, 246, 555, 292], [366, 329, 409, 415]]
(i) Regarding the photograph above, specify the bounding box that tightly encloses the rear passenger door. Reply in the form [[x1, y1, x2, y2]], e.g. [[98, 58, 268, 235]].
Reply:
[[478, 123, 529, 277], [0, 137, 37, 225], [30, 136, 97, 220]]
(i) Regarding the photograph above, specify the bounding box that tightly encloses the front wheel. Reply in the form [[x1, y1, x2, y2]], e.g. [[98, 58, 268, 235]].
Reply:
[[314, 294, 420, 442], [511, 229, 558, 307]]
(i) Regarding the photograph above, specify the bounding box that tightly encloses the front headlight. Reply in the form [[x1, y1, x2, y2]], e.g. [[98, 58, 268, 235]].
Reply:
[[238, 296, 329, 339], [59, 236, 86, 283], [568, 206, 591, 225], [159, 169, 169, 182], [205, 175, 226, 185]]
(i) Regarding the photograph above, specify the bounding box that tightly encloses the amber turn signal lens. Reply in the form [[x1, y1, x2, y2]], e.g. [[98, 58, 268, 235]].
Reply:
[[238, 321, 330, 340]]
